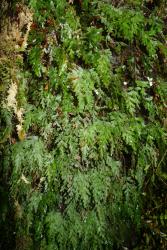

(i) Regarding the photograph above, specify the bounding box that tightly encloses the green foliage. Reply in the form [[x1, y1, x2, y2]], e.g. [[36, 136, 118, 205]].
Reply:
[[0, 0, 167, 249]]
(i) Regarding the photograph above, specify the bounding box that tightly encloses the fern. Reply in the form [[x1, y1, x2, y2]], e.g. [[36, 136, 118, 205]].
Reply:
[[1, 0, 167, 249]]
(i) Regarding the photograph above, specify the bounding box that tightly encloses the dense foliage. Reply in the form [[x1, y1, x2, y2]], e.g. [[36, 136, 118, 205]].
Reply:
[[0, 0, 167, 249]]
